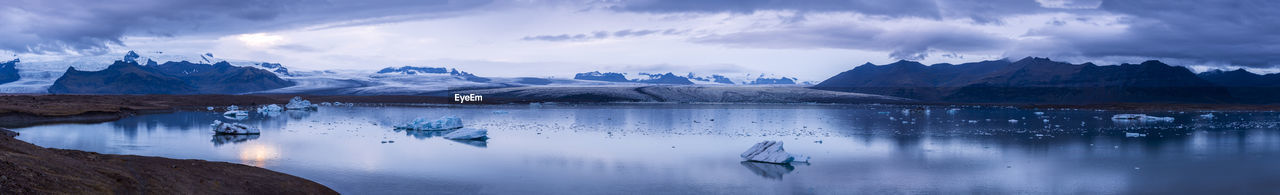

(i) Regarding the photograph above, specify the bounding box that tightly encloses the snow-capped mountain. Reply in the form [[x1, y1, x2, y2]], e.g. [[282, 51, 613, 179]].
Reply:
[[572, 71, 805, 85], [0, 51, 294, 93]]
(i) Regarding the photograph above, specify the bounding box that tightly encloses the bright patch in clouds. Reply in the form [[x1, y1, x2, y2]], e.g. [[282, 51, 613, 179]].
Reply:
[[236, 33, 285, 48]]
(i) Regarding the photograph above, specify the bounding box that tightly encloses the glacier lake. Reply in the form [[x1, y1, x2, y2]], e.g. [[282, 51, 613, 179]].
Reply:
[[12, 104, 1280, 194]]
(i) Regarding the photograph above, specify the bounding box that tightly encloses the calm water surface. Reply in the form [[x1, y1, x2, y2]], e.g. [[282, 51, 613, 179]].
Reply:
[[13, 104, 1280, 194]]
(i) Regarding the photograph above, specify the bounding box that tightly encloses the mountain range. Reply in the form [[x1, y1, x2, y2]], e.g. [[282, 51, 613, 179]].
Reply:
[[812, 57, 1280, 103], [0, 59, 18, 85], [48, 60, 294, 94]]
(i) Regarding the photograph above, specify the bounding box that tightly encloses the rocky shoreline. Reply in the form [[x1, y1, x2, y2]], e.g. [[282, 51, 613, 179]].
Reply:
[[0, 128, 337, 194]]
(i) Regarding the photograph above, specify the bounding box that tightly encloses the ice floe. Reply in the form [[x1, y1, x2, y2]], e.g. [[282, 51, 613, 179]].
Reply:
[[740, 141, 809, 164], [211, 120, 260, 135], [443, 128, 488, 140], [223, 110, 248, 117], [285, 96, 319, 111], [257, 104, 283, 113], [1125, 132, 1147, 137], [395, 116, 464, 130], [1199, 113, 1215, 119], [1111, 114, 1174, 122]]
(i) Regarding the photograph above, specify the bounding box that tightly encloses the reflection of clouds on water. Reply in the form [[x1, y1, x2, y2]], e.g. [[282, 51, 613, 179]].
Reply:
[[238, 143, 280, 168], [286, 110, 314, 119], [740, 161, 795, 180], [211, 134, 260, 146]]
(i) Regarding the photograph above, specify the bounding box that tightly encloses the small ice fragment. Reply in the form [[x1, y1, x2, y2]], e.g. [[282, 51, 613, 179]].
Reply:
[[1034, 112, 1045, 115], [285, 96, 319, 111], [1042, 119, 1049, 122], [1008, 119, 1019, 123], [320, 102, 333, 106], [1111, 114, 1174, 122], [206, 106, 215, 111], [740, 141, 808, 164], [442, 128, 488, 140], [210, 120, 260, 135], [227, 105, 240, 111], [1125, 132, 1146, 137], [947, 108, 960, 115], [394, 116, 464, 130], [223, 110, 248, 116], [1199, 113, 1215, 119], [967, 120, 978, 123]]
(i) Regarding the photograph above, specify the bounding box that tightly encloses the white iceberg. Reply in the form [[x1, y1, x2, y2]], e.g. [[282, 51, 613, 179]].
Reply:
[[1111, 114, 1174, 122], [1199, 113, 1215, 119], [1008, 119, 1019, 123], [740, 141, 809, 164], [285, 96, 319, 111], [223, 110, 248, 116], [206, 106, 215, 111], [1125, 132, 1146, 137], [227, 105, 240, 111], [395, 116, 464, 130], [211, 120, 260, 135], [443, 128, 488, 140], [257, 104, 283, 113]]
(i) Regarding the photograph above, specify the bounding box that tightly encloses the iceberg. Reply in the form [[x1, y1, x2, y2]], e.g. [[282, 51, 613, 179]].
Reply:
[[395, 116, 464, 130], [1125, 132, 1146, 137], [740, 141, 809, 164], [320, 102, 333, 106], [257, 104, 283, 113], [1199, 113, 1215, 119], [1008, 119, 1019, 123], [1111, 114, 1174, 122], [285, 96, 319, 111], [211, 120, 260, 135], [443, 128, 488, 140], [223, 110, 248, 116], [206, 106, 215, 111], [227, 105, 240, 111]]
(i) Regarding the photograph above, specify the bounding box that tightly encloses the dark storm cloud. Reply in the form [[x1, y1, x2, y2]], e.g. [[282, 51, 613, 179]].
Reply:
[[522, 29, 687, 42], [0, 0, 492, 54], [1067, 0, 1280, 67], [693, 25, 1012, 60]]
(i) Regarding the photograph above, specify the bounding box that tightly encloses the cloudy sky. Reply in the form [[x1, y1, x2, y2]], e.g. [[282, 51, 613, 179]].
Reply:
[[1, 0, 1277, 80]]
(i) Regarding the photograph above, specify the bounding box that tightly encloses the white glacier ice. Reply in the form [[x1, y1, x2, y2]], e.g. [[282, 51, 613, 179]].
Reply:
[[1111, 114, 1174, 122], [223, 110, 248, 116], [211, 120, 260, 135], [285, 96, 319, 111], [395, 116, 464, 130], [740, 141, 809, 164], [442, 128, 488, 140], [257, 104, 283, 113]]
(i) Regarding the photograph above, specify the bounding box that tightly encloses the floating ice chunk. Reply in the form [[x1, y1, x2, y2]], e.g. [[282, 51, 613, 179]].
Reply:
[[1125, 132, 1146, 137], [222, 109, 247, 115], [210, 120, 260, 135], [946, 108, 960, 115], [443, 128, 488, 140], [1008, 119, 1019, 123], [1034, 112, 1045, 115], [1111, 114, 1174, 122], [285, 96, 319, 111], [740, 141, 808, 164], [1199, 113, 1215, 119], [257, 104, 283, 113], [395, 116, 464, 130], [206, 106, 215, 111], [320, 102, 333, 106], [227, 105, 240, 111]]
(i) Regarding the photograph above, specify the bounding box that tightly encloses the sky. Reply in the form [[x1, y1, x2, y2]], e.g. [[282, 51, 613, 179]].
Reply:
[[1, 0, 1278, 80]]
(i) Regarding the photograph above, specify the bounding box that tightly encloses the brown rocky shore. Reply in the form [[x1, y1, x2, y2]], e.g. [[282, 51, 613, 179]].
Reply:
[[0, 128, 337, 194]]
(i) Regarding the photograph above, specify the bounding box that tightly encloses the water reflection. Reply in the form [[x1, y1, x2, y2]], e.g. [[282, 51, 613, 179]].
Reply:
[[9, 105, 1280, 194], [739, 161, 796, 179], [212, 134, 260, 146]]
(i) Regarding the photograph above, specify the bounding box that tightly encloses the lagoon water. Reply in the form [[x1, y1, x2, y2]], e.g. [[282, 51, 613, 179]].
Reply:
[[13, 104, 1280, 194]]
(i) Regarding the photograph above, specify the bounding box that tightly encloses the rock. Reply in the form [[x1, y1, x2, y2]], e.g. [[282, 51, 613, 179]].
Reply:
[[394, 116, 464, 130], [0, 128, 17, 138], [740, 141, 808, 164], [443, 128, 488, 140], [285, 96, 318, 111], [211, 120, 260, 135]]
